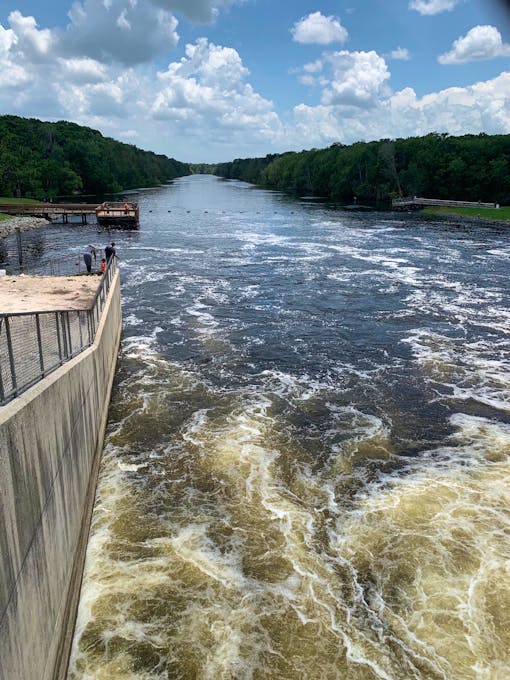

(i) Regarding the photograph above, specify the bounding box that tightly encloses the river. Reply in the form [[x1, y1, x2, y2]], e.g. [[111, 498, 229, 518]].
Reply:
[[10, 175, 510, 679]]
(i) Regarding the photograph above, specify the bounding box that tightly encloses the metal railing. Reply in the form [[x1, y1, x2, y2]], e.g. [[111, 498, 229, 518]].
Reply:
[[0, 261, 117, 406]]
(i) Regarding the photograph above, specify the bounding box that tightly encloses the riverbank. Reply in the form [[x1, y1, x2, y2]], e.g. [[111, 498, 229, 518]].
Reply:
[[0, 215, 51, 238], [422, 205, 510, 221]]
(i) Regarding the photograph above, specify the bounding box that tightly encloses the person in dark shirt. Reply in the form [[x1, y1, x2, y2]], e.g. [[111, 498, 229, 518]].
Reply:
[[105, 242, 117, 263], [83, 244, 97, 273]]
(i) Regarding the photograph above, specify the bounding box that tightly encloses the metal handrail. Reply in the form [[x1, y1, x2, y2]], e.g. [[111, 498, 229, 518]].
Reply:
[[0, 260, 117, 405]]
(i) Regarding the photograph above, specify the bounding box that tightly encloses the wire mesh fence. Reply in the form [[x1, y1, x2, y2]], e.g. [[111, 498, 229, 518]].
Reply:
[[0, 223, 116, 277], [2, 252, 107, 278], [0, 261, 116, 406]]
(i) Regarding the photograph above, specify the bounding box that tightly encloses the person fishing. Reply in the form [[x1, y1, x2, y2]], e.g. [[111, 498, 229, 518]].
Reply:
[[83, 244, 97, 273]]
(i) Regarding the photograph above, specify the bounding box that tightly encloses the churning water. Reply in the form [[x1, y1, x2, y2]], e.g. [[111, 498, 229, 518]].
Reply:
[[49, 175, 510, 679]]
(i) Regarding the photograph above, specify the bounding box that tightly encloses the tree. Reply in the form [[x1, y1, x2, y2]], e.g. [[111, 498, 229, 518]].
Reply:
[[0, 115, 191, 198]]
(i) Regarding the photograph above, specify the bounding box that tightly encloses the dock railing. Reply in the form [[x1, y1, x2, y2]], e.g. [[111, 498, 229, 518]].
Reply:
[[392, 197, 497, 209], [0, 261, 117, 406]]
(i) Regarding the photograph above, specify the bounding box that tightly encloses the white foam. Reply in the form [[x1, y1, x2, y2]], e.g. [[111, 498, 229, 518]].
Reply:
[[403, 327, 510, 413], [117, 461, 148, 472]]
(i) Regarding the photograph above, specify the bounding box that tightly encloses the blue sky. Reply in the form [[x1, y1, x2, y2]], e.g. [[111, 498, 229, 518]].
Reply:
[[1, 0, 509, 162]]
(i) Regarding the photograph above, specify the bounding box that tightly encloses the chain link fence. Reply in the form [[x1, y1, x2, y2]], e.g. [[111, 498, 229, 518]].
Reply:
[[0, 262, 117, 405]]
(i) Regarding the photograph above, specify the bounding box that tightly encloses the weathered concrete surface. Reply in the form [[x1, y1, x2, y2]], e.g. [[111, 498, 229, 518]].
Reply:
[[0, 270, 121, 680]]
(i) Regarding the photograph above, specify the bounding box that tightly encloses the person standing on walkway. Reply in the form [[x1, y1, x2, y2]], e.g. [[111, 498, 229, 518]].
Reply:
[[83, 244, 97, 273], [105, 242, 118, 264]]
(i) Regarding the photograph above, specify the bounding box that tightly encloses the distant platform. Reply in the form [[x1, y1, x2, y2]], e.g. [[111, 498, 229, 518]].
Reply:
[[95, 201, 139, 229]]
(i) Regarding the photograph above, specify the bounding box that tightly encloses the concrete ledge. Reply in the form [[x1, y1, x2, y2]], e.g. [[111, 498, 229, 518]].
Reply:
[[0, 270, 122, 680]]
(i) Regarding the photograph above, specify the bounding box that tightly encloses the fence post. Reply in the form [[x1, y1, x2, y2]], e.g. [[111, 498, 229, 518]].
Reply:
[[60, 313, 69, 359], [5, 316, 17, 395], [87, 310, 94, 346], [35, 313, 45, 377], [0, 318, 5, 402], [0, 358, 4, 403], [56, 312, 63, 364], [78, 311, 84, 349], [65, 312, 72, 357]]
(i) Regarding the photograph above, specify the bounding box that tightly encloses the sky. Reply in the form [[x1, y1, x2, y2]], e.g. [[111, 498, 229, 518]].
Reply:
[[1, 0, 510, 163]]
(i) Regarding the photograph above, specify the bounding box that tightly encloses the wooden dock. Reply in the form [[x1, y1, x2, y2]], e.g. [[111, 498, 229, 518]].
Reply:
[[0, 201, 139, 228], [0, 202, 98, 224], [392, 197, 497, 210], [95, 201, 139, 229]]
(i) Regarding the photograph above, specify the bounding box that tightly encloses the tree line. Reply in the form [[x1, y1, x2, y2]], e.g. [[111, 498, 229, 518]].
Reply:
[[209, 133, 510, 207], [0, 115, 191, 199]]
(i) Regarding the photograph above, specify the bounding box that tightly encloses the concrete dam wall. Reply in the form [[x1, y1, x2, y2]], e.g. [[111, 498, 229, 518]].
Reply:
[[0, 270, 122, 680]]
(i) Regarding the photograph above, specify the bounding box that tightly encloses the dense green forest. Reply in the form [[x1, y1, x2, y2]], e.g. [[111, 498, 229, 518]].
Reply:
[[4, 117, 509, 206], [211, 133, 510, 207], [0, 115, 191, 199]]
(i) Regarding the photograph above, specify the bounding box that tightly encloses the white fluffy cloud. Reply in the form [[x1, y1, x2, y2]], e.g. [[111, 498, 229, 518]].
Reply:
[[321, 50, 391, 107], [409, 0, 459, 15], [150, 39, 282, 154], [292, 12, 348, 45], [297, 50, 391, 106], [0, 13, 54, 89], [439, 25, 510, 64], [0, 23, 30, 87], [8, 10, 52, 57]]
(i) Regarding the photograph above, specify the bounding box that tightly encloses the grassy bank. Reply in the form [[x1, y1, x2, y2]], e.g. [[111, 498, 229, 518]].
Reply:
[[423, 205, 510, 221], [0, 197, 39, 204], [0, 196, 39, 221]]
